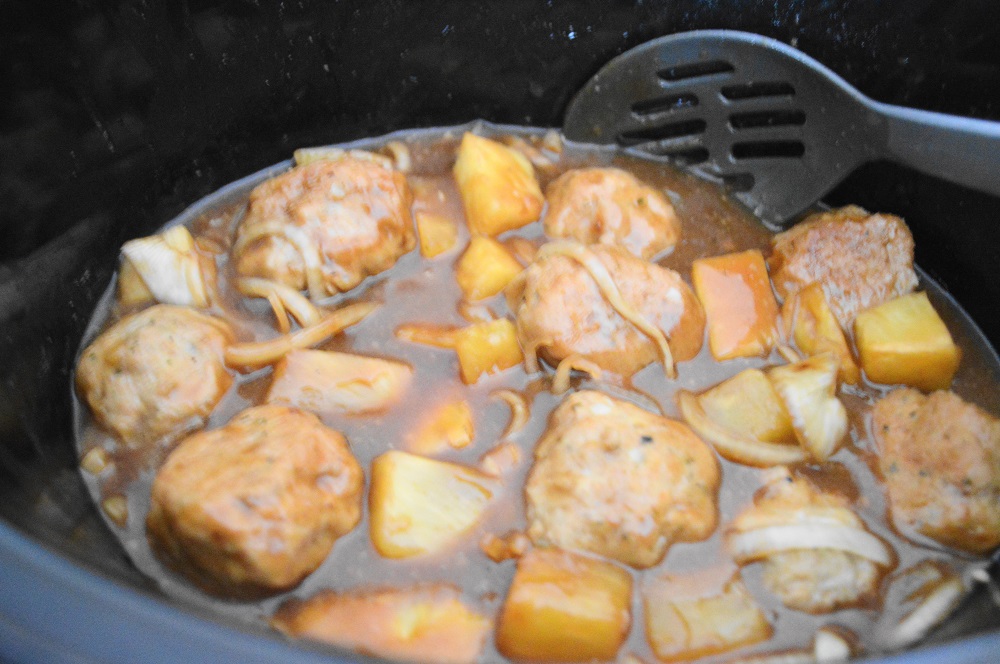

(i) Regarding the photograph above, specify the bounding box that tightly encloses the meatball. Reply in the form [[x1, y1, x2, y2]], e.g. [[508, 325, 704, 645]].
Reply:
[[727, 468, 889, 613], [544, 167, 681, 259], [147, 404, 363, 598], [75, 304, 234, 447], [872, 388, 1000, 554], [525, 390, 720, 568], [233, 155, 415, 299], [768, 205, 918, 328], [509, 243, 705, 377]]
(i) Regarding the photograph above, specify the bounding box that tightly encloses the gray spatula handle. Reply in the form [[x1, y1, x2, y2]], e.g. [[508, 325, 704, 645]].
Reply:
[[871, 101, 1000, 197]]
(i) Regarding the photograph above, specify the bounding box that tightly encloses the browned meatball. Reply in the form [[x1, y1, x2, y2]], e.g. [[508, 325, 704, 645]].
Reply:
[[727, 468, 891, 613], [525, 390, 720, 568], [768, 205, 918, 328], [509, 243, 705, 377], [544, 167, 681, 259], [147, 404, 363, 598], [75, 304, 234, 447], [233, 156, 415, 299], [872, 388, 1000, 554]]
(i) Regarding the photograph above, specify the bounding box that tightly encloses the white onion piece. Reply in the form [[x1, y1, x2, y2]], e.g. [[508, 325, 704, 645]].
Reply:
[[768, 353, 847, 461], [119, 225, 210, 307], [678, 390, 807, 467], [237, 277, 323, 327], [537, 240, 676, 377], [729, 523, 892, 567], [225, 301, 378, 370], [383, 141, 412, 172], [813, 627, 852, 661], [888, 575, 965, 649], [490, 389, 530, 439], [551, 355, 603, 395]]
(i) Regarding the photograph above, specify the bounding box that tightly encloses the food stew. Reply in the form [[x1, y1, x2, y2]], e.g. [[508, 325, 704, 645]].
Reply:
[[73, 124, 1000, 664]]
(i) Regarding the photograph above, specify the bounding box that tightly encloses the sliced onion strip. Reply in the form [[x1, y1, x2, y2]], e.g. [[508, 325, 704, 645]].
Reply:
[[394, 323, 459, 348], [678, 390, 807, 467], [232, 222, 327, 301], [729, 523, 893, 567], [237, 277, 323, 326], [889, 575, 965, 648], [490, 389, 530, 438], [537, 241, 675, 377], [551, 355, 603, 395], [225, 301, 378, 370]]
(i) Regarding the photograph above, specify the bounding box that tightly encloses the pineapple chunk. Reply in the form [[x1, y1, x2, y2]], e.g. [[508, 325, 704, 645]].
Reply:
[[369, 451, 497, 558], [767, 353, 848, 461], [272, 584, 490, 664], [782, 282, 861, 384], [417, 211, 460, 258], [697, 369, 795, 444], [692, 250, 780, 360], [496, 548, 632, 662], [644, 573, 772, 662], [453, 133, 544, 236], [455, 237, 524, 301], [854, 291, 960, 391], [453, 318, 524, 384], [266, 350, 412, 415], [408, 399, 475, 455]]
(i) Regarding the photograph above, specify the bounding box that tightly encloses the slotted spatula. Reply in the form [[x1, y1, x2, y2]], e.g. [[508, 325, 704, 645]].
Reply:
[[563, 30, 1000, 229]]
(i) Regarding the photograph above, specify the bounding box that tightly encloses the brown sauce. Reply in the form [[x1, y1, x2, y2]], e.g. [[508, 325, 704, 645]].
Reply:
[[73, 125, 1000, 663]]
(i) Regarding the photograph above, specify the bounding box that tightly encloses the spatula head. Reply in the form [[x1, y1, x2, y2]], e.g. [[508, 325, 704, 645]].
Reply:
[[563, 30, 872, 229]]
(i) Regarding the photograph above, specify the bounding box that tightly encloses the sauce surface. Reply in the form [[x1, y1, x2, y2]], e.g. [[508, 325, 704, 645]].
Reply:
[[73, 125, 1000, 663]]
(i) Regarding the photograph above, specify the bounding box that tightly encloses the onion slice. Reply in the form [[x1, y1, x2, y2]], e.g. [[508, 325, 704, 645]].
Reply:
[[678, 390, 807, 467], [888, 574, 965, 649], [225, 301, 378, 370], [729, 523, 893, 567], [551, 355, 603, 395], [490, 389, 530, 438], [237, 277, 323, 327], [537, 241, 676, 378]]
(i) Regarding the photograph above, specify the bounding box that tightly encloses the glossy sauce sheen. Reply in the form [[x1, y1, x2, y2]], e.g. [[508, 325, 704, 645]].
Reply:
[[74, 127, 1000, 663]]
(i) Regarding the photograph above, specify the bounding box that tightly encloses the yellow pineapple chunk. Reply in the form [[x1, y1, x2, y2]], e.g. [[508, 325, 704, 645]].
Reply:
[[644, 572, 772, 662], [272, 584, 490, 664], [369, 451, 497, 558], [453, 318, 524, 384], [767, 353, 848, 461], [496, 548, 632, 662], [453, 133, 544, 236], [417, 212, 460, 258], [408, 399, 475, 455], [854, 291, 960, 391], [697, 369, 795, 444], [782, 282, 861, 384], [455, 237, 524, 301]]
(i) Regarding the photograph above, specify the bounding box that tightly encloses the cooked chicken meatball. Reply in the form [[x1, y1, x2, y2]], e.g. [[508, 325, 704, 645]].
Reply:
[[509, 243, 705, 377], [544, 167, 681, 259], [147, 404, 363, 598], [872, 388, 1000, 554], [75, 304, 234, 447], [727, 468, 890, 613], [525, 390, 720, 568], [233, 155, 415, 299], [768, 205, 918, 328]]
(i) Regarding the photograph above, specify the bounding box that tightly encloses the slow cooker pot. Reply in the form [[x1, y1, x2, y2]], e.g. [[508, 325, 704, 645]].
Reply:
[[2, 2, 999, 662]]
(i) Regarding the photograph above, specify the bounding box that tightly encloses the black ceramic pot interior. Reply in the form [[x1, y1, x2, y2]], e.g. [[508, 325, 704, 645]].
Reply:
[[2, 1, 1000, 662]]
